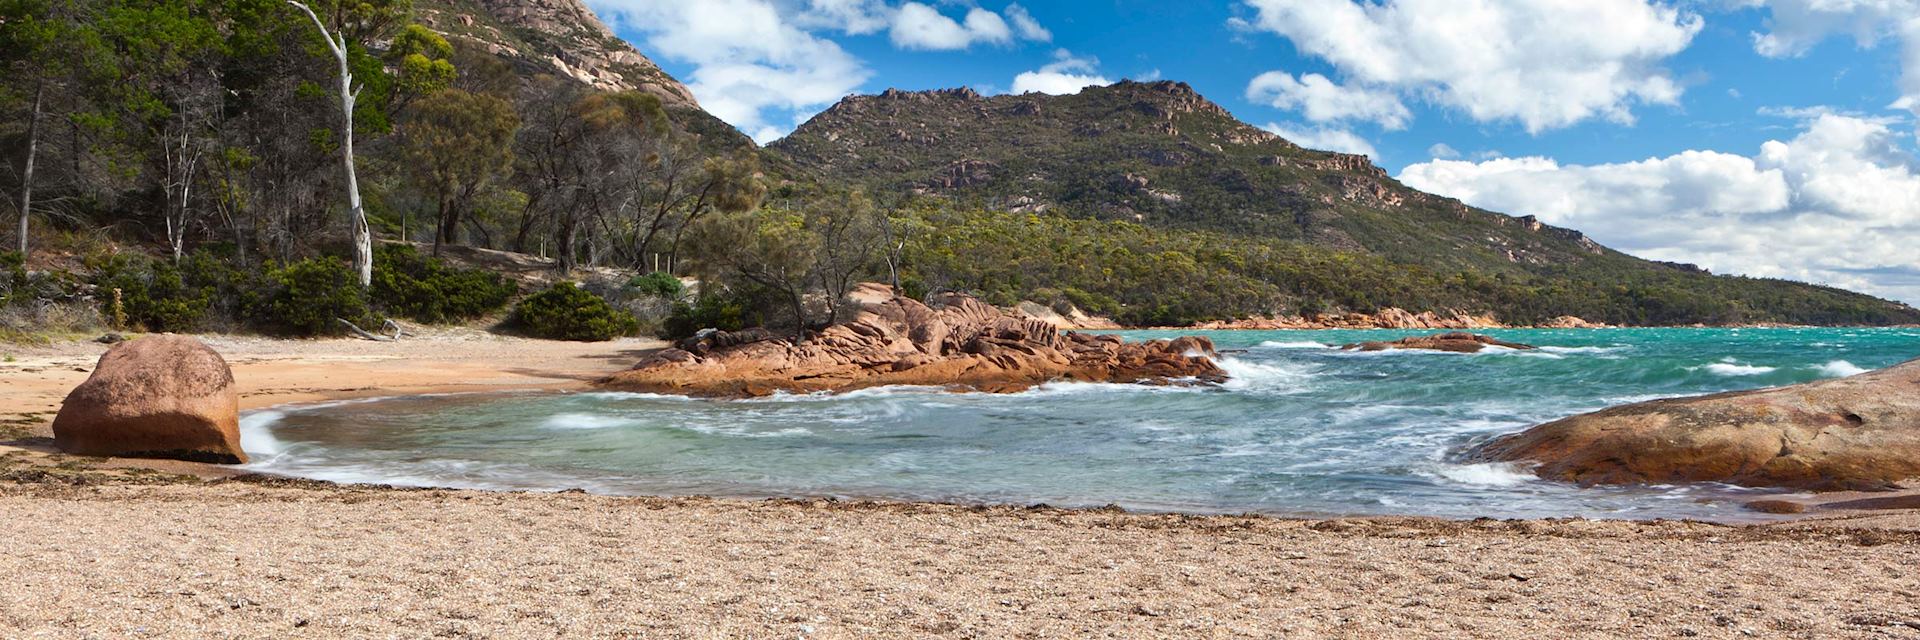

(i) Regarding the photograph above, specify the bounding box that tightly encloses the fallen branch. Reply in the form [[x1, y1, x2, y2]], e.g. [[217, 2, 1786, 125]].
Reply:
[[336, 317, 405, 341]]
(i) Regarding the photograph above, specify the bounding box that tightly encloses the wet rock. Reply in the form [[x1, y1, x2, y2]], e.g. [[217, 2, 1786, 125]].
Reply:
[[1469, 357, 1920, 491], [1340, 332, 1536, 353], [52, 335, 245, 464]]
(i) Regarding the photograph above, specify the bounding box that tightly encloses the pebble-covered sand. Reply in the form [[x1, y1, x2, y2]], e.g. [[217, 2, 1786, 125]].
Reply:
[[2, 480, 1919, 639]]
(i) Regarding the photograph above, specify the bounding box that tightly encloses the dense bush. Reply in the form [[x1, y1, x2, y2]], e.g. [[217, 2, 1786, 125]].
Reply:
[[371, 244, 518, 323], [626, 271, 684, 299], [510, 282, 640, 341], [252, 257, 372, 336], [89, 254, 216, 333], [662, 292, 749, 340]]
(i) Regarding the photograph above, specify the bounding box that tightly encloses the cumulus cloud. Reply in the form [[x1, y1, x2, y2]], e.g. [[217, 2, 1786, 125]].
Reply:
[[890, 3, 1013, 50], [1005, 3, 1051, 42], [1743, 0, 1920, 114], [589, 1, 1055, 142], [1010, 50, 1113, 95], [589, 0, 871, 144], [1237, 0, 1702, 133], [1260, 122, 1378, 157], [1427, 143, 1460, 159], [1246, 71, 1411, 129], [1398, 114, 1920, 302]]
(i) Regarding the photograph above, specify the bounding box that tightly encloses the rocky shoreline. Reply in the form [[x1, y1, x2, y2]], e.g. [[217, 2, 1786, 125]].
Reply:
[[601, 286, 1225, 397]]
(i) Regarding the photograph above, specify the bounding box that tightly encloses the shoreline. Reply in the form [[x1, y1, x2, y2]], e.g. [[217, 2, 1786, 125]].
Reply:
[[6, 327, 1918, 517], [8, 330, 1920, 636]]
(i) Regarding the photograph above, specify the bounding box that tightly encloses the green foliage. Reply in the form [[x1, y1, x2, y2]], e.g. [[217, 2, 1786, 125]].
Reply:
[[511, 282, 639, 341], [626, 271, 683, 299], [252, 257, 371, 335], [88, 251, 373, 336], [370, 244, 516, 323], [900, 207, 1920, 327], [662, 291, 748, 340]]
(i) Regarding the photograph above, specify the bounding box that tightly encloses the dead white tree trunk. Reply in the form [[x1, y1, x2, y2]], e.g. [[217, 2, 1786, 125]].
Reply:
[[289, 0, 372, 287], [15, 80, 43, 256]]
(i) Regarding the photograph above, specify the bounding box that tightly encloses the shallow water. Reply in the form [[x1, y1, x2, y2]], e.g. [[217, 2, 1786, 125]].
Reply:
[[243, 327, 1920, 521]]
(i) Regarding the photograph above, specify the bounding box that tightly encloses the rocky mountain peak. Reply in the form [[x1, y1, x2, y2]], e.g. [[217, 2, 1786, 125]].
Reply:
[[416, 0, 698, 109]]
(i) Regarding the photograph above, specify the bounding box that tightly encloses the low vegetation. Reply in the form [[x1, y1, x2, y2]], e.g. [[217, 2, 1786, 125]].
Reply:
[[510, 282, 639, 341]]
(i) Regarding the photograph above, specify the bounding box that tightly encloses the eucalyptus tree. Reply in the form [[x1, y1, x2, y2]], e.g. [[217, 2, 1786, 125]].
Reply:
[[283, 0, 409, 286]]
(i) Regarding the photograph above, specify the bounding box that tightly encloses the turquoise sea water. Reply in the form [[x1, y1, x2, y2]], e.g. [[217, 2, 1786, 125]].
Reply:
[[243, 328, 1920, 521]]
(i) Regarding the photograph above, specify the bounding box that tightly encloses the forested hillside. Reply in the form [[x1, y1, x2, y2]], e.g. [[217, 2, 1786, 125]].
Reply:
[[0, 0, 1914, 343]]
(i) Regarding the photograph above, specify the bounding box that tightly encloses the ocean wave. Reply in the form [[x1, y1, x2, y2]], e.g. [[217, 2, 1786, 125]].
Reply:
[[1692, 362, 1777, 377], [1256, 340, 1330, 349], [1216, 356, 1316, 391], [575, 391, 699, 402], [238, 410, 290, 460], [1428, 462, 1537, 487], [1810, 360, 1868, 378], [1538, 345, 1626, 355], [541, 413, 635, 430]]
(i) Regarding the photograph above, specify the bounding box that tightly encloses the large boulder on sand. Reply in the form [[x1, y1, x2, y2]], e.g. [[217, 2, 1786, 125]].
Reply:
[[52, 335, 246, 464], [1341, 332, 1535, 353], [601, 287, 1228, 397], [1468, 357, 1920, 491]]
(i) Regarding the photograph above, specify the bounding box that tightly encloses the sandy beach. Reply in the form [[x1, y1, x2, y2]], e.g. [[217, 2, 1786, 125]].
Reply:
[[5, 333, 1920, 638]]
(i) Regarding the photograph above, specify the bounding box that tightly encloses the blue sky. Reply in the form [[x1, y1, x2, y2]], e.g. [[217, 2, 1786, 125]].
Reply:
[[587, 0, 1920, 304]]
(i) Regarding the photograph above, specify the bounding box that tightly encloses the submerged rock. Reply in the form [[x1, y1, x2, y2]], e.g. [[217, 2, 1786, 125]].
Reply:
[[1469, 357, 1920, 491], [1340, 332, 1536, 353], [601, 286, 1227, 397], [52, 335, 246, 464]]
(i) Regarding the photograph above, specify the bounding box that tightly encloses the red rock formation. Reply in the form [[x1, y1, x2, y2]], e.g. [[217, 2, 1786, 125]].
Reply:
[[601, 289, 1226, 397], [1470, 357, 1920, 491], [52, 335, 246, 464], [1340, 332, 1537, 354]]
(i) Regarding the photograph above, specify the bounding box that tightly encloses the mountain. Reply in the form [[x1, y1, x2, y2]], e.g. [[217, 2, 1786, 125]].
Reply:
[[767, 81, 1920, 326], [414, 0, 752, 152]]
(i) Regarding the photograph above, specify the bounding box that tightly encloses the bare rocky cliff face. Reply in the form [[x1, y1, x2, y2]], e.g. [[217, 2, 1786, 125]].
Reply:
[[416, 0, 698, 109]]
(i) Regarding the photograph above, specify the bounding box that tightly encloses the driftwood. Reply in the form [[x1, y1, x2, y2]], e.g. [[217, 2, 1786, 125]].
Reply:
[[336, 318, 405, 341]]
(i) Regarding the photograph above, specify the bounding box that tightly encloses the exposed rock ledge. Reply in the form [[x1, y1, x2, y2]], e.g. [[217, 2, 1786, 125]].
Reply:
[[1469, 357, 1920, 491], [599, 286, 1226, 398], [1341, 332, 1536, 353], [1181, 309, 1613, 330]]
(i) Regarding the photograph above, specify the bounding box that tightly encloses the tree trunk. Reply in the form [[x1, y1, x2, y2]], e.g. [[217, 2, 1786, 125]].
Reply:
[[290, 1, 371, 287], [15, 80, 43, 256]]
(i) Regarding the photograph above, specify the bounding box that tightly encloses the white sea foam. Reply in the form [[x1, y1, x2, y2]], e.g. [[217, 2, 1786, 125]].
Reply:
[[238, 410, 289, 460], [1256, 340, 1330, 349], [1216, 356, 1315, 391], [1538, 345, 1626, 355], [1695, 362, 1777, 377], [1811, 360, 1868, 378], [541, 413, 634, 430], [1431, 462, 1536, 487]]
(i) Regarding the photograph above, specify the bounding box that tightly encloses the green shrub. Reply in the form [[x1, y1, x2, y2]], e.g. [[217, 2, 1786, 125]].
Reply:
[[371, 244, 517, 323], [626, 271, 684, 299], [511, 282, 639, 341], [89, 254, 213, 332], [252, 257, 370, 336], [662, 292, 747, 340]]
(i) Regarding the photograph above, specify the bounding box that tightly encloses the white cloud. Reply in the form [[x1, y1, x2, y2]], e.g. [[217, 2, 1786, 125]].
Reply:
[[1005, 3, 1051, 42], [1427, 142, 1460, 159], [1260, 122, 1378, 157], [588, 1, 1055, 142], [1238, 0, 1702, 133], [796, 0, 891, 35], [590, 0, 872, 142], [890, 3, 1013, 50], [1398, 113, 1920, 302], [1744, 0, 1920, 114], [1246, 71, 1411, 129], [1010, 50, 1113, 95]]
